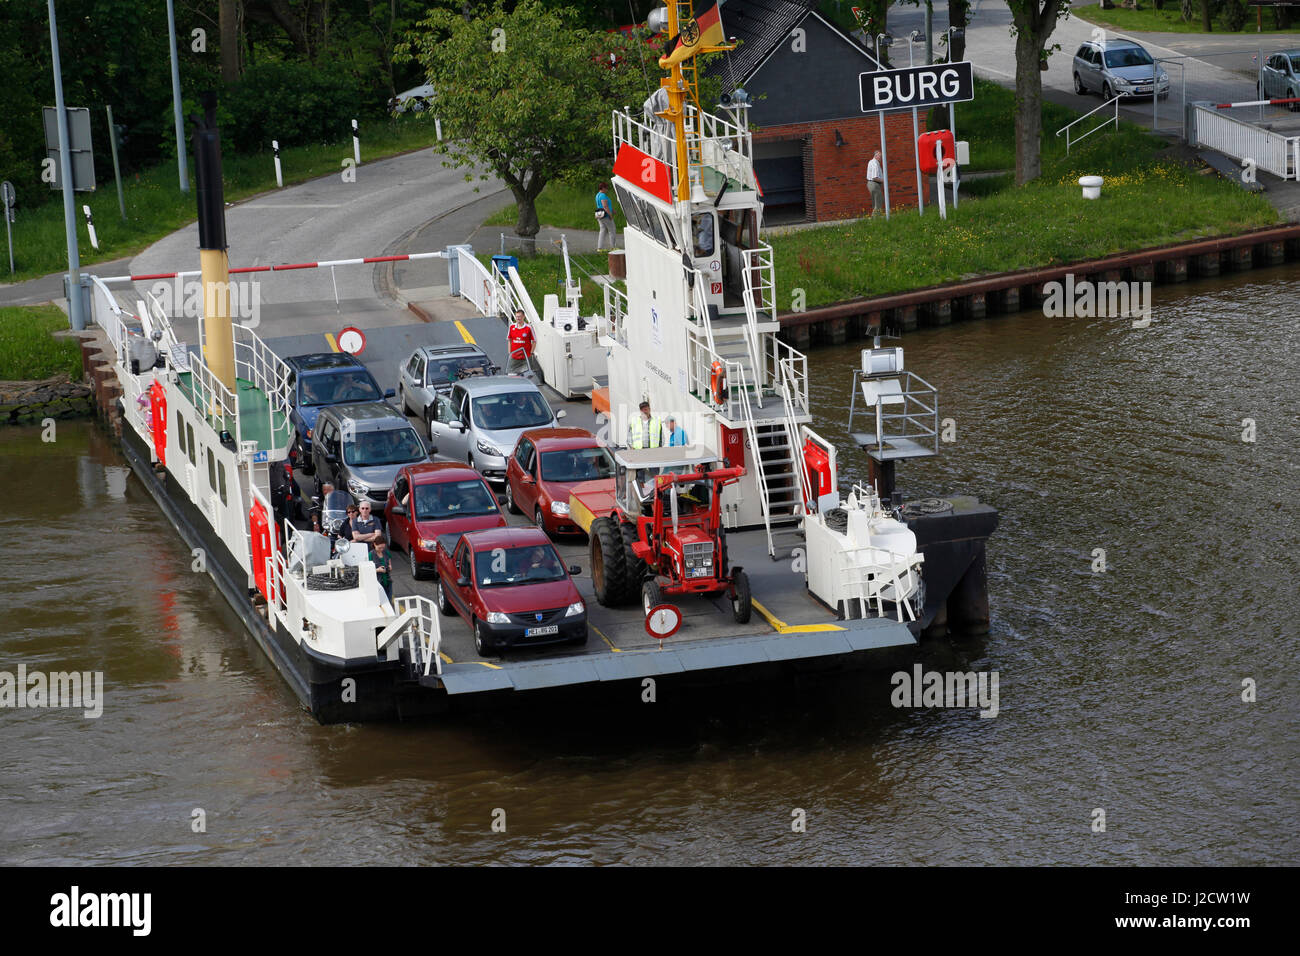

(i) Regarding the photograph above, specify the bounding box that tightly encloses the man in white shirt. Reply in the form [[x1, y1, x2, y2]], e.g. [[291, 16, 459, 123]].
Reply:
[[866, 150, 884, 217]]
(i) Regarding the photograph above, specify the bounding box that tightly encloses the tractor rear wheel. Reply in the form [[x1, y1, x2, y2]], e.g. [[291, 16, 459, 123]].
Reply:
[[620, 520, 647, 586], [731, 569, 753, 624], [591, 517, 630, 606]]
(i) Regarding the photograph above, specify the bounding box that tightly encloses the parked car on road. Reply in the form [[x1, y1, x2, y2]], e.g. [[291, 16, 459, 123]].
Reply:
[[505, 428, 614, 536], [434, 527, 587, 657], [285, 352, 394, 473], [310, 402, 432, 513], [385, 462, 506, 580], [1072, 37, 1169, 100], [388, 84, 436, 114], [1259, 49, 1300, 109], [397, 343, 498, 418], [426, 376, 566, 483]]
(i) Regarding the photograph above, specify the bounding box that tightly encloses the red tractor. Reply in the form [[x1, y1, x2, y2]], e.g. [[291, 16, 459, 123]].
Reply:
[[583, 447, 752, 624]]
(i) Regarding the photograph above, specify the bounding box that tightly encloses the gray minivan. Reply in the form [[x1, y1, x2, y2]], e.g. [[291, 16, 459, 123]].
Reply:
[[311, 402, 434, 509], [426, 376, 566, 482], [1073, 37, 1169, 100]]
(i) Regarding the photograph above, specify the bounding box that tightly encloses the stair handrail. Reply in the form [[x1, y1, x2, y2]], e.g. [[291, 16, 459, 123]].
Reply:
[[1056, 93, 1121, 154], [393, 594, 443, 677]]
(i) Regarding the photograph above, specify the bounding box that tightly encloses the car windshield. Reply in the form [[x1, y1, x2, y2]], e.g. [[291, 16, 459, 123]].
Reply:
[[413, 479, 498, 520], [541, 446, 614, 483], [345, 426, 424, 466], [300, 370, 381, 406], [473, 544, 567, 587], [1104, 47, 1152, 68], [428, 355, 493, 385], [472, 391, 552, 430]]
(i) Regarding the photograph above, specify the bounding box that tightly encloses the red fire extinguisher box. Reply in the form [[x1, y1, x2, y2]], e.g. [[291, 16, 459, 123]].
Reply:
[[917, 130, 955, 175]]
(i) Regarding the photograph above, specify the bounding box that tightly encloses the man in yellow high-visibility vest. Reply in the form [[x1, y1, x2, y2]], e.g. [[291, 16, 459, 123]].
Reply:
[[627, 401, 662, 449]]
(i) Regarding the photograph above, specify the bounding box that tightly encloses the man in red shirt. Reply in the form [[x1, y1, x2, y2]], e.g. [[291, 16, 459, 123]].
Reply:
[[506, 308, 535, 375]]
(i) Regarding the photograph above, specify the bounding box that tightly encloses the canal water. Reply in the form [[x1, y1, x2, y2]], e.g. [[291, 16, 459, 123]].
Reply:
[[2, 267, 1296, 865]]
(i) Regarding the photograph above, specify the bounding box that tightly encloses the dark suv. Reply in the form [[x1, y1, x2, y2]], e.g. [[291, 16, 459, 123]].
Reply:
[[311, 402, 433, 512], [284, 352, 394, 472]]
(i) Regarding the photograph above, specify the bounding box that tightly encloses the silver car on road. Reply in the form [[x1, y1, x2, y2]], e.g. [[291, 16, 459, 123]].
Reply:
[[426, 376, 566, 483], [1259, 49, 1300, 110], [1073, 37, 1169, 100], [397, 344, 498, 419]]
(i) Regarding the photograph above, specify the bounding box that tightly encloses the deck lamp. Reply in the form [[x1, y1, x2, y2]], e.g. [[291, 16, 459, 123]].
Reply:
[[834, 130, 846, 147]]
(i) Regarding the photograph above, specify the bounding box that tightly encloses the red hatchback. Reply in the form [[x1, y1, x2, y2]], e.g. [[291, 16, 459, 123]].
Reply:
[[434, 526, 587, 657], [386, 462, 506, 580], [505, 428, 615, 536]]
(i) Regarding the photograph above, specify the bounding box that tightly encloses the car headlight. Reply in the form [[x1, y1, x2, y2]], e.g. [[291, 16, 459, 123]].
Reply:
[[551, 500, 570, 516], [420, 539, 437, 550], [1158, 73, 1168, 83], [565, 601, 585, 617], [476, 439, 503, 457], [485, 611, 510, 624], [347, 478, 368, 497], [1113, 77, 1130, 87]]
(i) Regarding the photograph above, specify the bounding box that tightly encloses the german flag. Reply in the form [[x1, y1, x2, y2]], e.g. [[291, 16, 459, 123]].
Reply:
[[658, 1, 725, 69]]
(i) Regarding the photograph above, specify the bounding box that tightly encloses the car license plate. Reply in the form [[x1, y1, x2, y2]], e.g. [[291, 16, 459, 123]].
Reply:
[[688, 567, 711, 578], [525, 624, 559, 637], [1137, 87, 1150, 92]]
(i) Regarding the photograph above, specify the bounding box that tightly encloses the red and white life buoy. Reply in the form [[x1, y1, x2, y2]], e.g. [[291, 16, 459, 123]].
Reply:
[[710, 361, 728, 405]]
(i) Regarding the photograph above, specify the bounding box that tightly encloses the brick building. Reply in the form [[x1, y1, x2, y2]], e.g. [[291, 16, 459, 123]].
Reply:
[[705, 0, 924, 221]]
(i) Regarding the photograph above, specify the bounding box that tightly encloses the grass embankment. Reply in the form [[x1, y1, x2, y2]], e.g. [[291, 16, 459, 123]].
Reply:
[[773, 80, 1277, 307], [1071, 3, 1300, 34], [483, 180, 628, 234], [0, 305, 82, 381], [1, 116, 442, 284]]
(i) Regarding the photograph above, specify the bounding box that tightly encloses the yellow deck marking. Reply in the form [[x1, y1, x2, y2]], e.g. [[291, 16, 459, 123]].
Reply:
[[592, 624, 622, 652], [752, 600, 843, 634], [476, 660, 502, 669], [455, 320, 475, 344], [324, 332, 339, 352], [438, 651, 453, 664]]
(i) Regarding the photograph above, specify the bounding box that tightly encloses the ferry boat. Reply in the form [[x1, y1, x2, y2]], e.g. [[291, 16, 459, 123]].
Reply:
[[87, 4, 998, 723]]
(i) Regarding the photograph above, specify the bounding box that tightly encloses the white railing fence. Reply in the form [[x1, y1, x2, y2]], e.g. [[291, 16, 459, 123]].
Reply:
[[1056, 94, 1121, 154], [455, 247, 498, 316], [233, 322, 294, 451], [604, 282, 629, 349], [393, 594, 443, 677], [1192, 105, 1300, 180]]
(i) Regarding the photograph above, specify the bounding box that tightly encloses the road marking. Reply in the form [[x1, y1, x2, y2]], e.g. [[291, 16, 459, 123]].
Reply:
[[439, 651, 453, 664], [454, 320, 475, 344], [592, 624, 622, 652], [324, 332, 339, 352], [752, 600, 843, 634]]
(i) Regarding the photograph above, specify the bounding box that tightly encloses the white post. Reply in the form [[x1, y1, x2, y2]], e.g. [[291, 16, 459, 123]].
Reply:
[[878, 111, 891, 221], [435, 118, 443, 141], [935, 142, 947, 220], [272, 140, 283, 188], [83, 204, 98, 249], [352, 119, 360, 165]]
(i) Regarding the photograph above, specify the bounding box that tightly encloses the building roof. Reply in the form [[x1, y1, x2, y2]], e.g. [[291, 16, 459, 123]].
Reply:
[[705, 0, 837, 85]]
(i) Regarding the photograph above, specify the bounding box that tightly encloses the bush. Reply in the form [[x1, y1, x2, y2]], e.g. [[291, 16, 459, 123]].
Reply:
[[222, 61, 373, 154]]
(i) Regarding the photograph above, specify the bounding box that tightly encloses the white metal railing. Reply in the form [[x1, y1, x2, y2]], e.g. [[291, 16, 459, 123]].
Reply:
[[839, 544, 923, 623], [88, 275, 133, 368], [847, 368, 940, 458], [768, 336, 809, 415], [778, 365, 811, 510], [614, 107, 678, 180], [687, 104, 756, 192], [739, 288, 765, 395], [456, 247, 498, 316], [142, 290, 181, 353], [604, 282, 629, 348], [233, 322, 294, 452], [741, 243, 775, 314], [1193, 105, 1300, 180], [184, 347, 241, 449], [690, 268, 718, 357], [1057, 95, 1121, 154], [687, 336, 746, 423], [502, 264, 541, 325], [393, 594, 443, 677]]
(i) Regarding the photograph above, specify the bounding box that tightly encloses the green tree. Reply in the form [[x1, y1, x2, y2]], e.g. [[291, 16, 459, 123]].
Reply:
[[1006, 0, 1070, 185], [398, 0, 647, 241]]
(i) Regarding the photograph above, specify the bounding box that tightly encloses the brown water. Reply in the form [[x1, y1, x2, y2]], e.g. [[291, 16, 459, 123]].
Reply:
[[2, 267, 1298, 866]]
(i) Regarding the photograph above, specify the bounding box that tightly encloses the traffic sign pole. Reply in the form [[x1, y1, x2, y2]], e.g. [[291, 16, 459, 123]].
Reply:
[[106, 105, 126, 221], [47, 0, 84, 330], [2, 181, 14, 274]]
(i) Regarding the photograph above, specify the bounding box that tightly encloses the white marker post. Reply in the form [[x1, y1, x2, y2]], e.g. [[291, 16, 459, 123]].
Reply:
[[435, 118, 443, 142], [2, 181, 15, 274], [878, 112, 891, 220], [351, 119, 360, 166], [83, 204, 98, 249], [935, 141, 947, 220], [272, 140, 283, 188]]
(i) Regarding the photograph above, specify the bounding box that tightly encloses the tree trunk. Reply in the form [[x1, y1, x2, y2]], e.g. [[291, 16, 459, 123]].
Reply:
[[513, 186, 541, 241], [220, 0, 240, 84], [1201, 0, 1213, 31], [1014, 28, 1044, 185]]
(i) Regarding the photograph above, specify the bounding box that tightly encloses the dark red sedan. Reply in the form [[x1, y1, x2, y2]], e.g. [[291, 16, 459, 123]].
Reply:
[[505, 428, 615, 536], [385, 463, 506, 580], [434, 526, 587, 657]]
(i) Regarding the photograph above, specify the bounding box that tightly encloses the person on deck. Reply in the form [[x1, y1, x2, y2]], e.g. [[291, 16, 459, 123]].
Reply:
[[627, 401, 662, 450], [371, 537, 393, 601], [506, 309, 535, 376], [664, 415, 688, 446], [595, 182, 616, 251], [350, 501, 383, 547]]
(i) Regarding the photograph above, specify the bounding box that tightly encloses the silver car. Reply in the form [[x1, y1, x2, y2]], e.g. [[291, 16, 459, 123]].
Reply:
[[397, 343, 498, 419], [1073, 38, 1169, 100], [311, 402, 434, 510], [427, 376, 566, 482], [1259, 49, 1300, 110]]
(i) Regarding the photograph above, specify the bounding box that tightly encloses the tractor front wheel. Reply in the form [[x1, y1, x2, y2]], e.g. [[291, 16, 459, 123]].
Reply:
[[642, 578, 664, 617], [591, 517, 631, 606], [731, 569, 753, 624]]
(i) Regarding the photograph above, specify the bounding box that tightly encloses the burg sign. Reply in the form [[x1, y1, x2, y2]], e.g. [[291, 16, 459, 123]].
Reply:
[[859, 61, 975, 112]]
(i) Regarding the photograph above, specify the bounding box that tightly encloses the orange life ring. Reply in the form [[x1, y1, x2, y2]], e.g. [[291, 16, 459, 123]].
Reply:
[[710, 360, 727, 405]]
